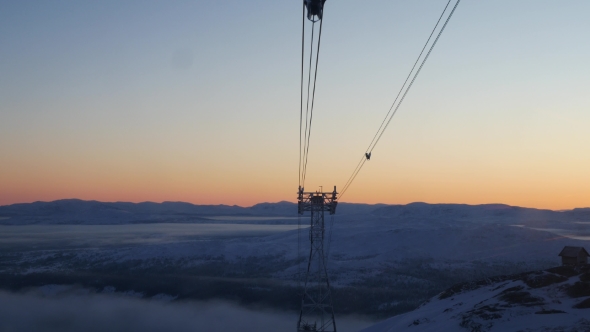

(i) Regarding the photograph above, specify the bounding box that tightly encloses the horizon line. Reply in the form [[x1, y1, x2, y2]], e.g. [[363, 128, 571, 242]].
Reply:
[[1, 198, 588, 212]]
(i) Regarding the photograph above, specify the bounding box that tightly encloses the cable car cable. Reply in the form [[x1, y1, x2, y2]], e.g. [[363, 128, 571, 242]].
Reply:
[[365, 0, 452, 155], [299, 2, 306, 188], [340, 0, 462, 198], [301, 18, 325, 188], [340, 0, 452, 197], [371, 0, 461, 153], [301, 22, 316, 186]]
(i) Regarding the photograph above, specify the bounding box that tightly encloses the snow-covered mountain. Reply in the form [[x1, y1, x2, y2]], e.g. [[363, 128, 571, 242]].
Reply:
[[0, 199, 292, 224], [362, 265, 590, 332], [1, 200, 589, 226], [0, 199, 386, 224]]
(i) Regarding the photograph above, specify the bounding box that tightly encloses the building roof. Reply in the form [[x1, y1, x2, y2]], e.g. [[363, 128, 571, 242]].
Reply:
[[558, 246, 590, 257]]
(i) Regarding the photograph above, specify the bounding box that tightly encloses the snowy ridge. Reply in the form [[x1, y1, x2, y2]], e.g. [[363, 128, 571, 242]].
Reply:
[[1, 199, 589, 225], [0, 200, 296, 225], [362, 265, 590, 332]]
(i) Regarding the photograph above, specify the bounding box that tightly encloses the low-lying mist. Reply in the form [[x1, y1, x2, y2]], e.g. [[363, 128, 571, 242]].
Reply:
[[0, 286, 375, 332]]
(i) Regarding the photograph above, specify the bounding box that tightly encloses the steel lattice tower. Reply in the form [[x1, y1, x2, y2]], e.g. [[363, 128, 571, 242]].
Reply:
[[297, 186, 338, 332]]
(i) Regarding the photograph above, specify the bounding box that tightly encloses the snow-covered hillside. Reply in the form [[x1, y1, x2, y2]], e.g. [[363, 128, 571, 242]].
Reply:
[[362, 265, 590, 332], [1, 200, 589, 318]]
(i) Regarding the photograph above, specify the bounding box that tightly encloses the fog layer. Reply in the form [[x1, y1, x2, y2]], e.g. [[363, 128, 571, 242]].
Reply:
[[0, 287, 374, 332]]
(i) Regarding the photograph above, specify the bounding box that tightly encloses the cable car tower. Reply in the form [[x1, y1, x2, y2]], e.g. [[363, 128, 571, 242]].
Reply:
[[297, 186, 337, 332]]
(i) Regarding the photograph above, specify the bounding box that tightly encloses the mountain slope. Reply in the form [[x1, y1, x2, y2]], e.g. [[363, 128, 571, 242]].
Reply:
[[362, 265, 590, 332]]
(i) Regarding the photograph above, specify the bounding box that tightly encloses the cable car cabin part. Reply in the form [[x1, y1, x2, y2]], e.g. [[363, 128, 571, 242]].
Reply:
[[305, 0, 326, 22]]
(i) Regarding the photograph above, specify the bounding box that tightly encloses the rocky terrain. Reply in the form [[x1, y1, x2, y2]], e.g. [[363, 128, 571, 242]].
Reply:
[[363, 265, 590, 331]]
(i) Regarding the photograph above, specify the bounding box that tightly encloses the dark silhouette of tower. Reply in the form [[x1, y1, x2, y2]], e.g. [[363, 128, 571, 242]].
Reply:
[[297, 186, 337, 332]]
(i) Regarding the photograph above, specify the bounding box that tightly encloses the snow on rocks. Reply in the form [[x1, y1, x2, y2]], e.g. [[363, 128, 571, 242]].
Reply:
[[362, 265, 590, 332]]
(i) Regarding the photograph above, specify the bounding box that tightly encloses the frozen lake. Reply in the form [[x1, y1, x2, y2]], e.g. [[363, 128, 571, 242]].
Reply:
[[0, 223, 300, 252]]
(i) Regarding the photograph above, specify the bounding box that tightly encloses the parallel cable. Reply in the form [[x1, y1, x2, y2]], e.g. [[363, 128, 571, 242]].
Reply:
[[371, 0, 461, 151], [301, 22, 316, 187], [340, 0, 461, 198], [340, 158, 367, 198], [298, 1, 306, 188], [340, 154, 365, 197], [365, 0, 452, 154], [340, 4, 448, 198], [302, 16, 325, 188]]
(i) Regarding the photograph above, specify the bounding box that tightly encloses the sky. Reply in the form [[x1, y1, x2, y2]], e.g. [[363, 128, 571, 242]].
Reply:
[[1, 0, 589, 209]]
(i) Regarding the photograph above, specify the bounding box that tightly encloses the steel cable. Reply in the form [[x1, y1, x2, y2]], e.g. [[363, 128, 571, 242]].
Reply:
[[340, 0, 461, 199], [299, 2, 306, 188], [371, 0, 462, 152], [301, 21, 316, 187], [364, 0, 453, 155], [302, 17, 324, 188]]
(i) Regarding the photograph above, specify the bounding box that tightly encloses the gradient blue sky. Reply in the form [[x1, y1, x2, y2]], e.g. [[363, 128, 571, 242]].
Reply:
[[1, 1, 590, 208]]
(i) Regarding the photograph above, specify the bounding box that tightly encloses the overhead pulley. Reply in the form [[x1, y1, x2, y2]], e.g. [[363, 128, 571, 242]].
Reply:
[[304, 0, 326, 22]]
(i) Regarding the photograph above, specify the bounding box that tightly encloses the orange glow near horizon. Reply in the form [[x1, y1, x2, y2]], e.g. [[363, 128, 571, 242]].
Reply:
[[2, 165, 589, 210], [2, 120, 589, 210]]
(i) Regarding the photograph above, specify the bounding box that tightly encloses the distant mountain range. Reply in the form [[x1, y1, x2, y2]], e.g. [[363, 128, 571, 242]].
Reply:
[[0, 199, 296, 224], [0, 199, 589, 225]]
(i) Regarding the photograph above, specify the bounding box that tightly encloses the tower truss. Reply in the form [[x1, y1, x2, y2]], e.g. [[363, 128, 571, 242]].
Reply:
[[297, 186, 338, 332]]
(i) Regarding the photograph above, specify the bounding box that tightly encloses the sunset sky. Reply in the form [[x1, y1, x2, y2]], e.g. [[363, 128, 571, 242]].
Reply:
[[1, 0, 589, 209]]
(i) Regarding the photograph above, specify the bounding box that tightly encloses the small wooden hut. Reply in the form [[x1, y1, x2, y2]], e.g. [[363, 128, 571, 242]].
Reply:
[[558, 246, 589, 266]]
